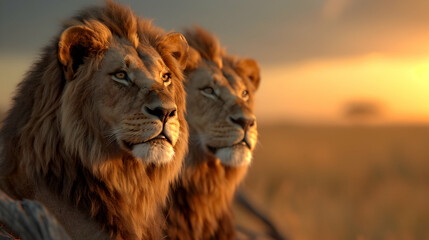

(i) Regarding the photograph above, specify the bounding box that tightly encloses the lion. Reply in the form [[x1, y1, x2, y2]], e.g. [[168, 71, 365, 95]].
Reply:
[[0, 1, 189, 239], [165, 26, 261, 239]]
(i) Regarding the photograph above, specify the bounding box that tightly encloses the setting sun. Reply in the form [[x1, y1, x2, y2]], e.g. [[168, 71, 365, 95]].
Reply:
[[256, 54, 429, 124]]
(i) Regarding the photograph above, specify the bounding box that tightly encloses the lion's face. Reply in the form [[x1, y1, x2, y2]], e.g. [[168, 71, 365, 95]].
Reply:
[[58, 23, 188, 167], [93, 42, 181, 164], [185, 58, 260, 167]]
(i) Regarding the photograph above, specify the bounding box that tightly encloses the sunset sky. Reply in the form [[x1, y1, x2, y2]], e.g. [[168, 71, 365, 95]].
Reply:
[[1, 0, 429, 124]]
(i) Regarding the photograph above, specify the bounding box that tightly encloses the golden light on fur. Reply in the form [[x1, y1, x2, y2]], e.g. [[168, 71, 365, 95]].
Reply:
[[165, 26, 261, 239], [184, 53, 260, 167], [0, 1, 189, 239]]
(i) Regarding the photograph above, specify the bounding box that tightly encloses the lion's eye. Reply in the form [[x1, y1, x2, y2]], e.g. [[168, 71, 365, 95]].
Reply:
[[242, 90, 249, 100], [200, 87, 217, 99], [111, 71, 130, 86], [115, 72, 126, 79], [203, 87, 215, 95], [162, 73, 172, 86]]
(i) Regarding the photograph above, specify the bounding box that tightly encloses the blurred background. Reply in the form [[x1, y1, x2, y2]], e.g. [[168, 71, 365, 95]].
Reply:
[[1, 0, 429, 239]]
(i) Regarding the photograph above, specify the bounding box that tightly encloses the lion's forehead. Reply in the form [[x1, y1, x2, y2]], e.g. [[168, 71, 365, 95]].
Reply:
[[136, 45, 164, 68], [100, 44, 166, 86], [223, 66, 248, 90], [216, 77, 252, 106], [194, 66, 243, 96], [109, 41, 163, 69]]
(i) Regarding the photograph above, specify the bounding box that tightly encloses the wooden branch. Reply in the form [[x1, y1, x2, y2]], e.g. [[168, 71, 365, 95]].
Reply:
[[0, 190, 71, 240], [0, 228, 16, 240], [235, 190, 288, 240]]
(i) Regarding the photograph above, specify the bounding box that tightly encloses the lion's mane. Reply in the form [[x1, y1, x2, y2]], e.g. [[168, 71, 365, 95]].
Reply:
[[165, 27, 260, 240], [0, 2, 188, 239]]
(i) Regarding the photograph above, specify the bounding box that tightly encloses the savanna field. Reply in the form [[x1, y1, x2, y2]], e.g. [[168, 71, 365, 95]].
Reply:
[[1, 110, 429, 239], [235, 124, 429, 240]]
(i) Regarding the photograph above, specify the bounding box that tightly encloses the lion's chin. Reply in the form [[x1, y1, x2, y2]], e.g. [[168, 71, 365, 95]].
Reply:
[[215, 145, 252, 167], [131, 141, 175, 165]]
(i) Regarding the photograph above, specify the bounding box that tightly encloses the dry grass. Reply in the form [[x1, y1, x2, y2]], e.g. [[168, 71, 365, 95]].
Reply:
[[235, 124, 429, 240], [1, 105, 428, 239]]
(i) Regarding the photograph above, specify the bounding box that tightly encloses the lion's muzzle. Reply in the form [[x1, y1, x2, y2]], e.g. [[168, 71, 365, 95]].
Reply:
[[117, 105, 181, 165], [205, 117, 258, 167]]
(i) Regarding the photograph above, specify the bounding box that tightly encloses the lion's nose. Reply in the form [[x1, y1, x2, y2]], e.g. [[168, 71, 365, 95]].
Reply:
[[145, 106, 177, 123], [229, 116, 256, 131]]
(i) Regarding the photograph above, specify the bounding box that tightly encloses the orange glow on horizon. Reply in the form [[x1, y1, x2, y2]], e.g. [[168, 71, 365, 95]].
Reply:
[[1, 54, 429, 126], [256, 53, 429, 124]]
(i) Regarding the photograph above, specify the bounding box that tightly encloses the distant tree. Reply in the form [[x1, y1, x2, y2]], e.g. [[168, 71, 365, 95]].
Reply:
[[342, 100, 383, 124]]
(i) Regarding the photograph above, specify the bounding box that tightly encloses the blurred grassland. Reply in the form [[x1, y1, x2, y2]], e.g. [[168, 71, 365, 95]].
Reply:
[[236, 124, 429, 240], [1, 109, 429, 239]]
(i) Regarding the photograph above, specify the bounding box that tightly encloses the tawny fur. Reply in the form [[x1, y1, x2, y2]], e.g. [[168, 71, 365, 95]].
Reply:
[[165, 27, 261, 240], [0, 1, 189, 239]]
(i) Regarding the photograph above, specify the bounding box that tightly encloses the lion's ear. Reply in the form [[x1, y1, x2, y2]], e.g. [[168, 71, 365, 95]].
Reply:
[[235, 58, 261, 90], [185, 47, 202, 71], [157, 33, 189, 70], [58, 25, 109, 80]]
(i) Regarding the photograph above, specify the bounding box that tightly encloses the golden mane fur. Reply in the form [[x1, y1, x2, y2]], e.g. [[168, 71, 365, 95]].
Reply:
[[165, 27, 261, 239], [183, 26, 224, 69], [0, 1, 189, 239]]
